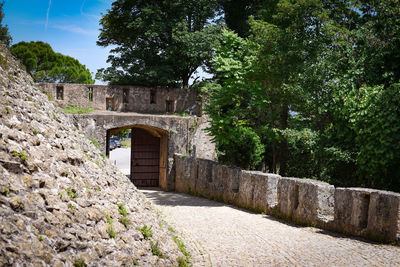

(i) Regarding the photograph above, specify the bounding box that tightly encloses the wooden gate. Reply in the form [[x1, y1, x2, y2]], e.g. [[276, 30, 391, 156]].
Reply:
[[131, 128, 160, 187]]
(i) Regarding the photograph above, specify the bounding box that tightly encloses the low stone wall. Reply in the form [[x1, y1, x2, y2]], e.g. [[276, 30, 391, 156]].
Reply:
[[174, 154, 400, 245]]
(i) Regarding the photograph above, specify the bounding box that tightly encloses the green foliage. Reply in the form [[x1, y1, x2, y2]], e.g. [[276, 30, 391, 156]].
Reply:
[[73, 259, 85, 267], [118, 203, 128, 216], [137, 225, 153, 240], [66, 188, 78, 202], [61, 105, 94, 114], [203, 0, 400, 192], [11, 150, 28, 161], [132, 259, 139, 265], [38, 235, 44, 242], [113, 129, 130, 137], [120, 139, 131, 148], [104, 213, 113, 224], [217, 126, 264, 170], [10, 41, 94, 84], [150, 241, 164, 258], [345, 84, 400, 190], [97, 0, 221, 87], [87, 137, 99, 149], [0, 1, 12, 46], [2, 187, 9, 196], [118, 216, 130, 228], [108, 225, 116, 238], [173, 236, 191, 267]]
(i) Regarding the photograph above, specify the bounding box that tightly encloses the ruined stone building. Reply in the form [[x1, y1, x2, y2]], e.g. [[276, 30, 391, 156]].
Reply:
[[39, 83, 215, 191]]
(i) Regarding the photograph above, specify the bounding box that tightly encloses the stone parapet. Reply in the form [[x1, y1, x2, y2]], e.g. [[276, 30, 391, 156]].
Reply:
[[174, 154, 400, 245], [334, 188, 400, 243]]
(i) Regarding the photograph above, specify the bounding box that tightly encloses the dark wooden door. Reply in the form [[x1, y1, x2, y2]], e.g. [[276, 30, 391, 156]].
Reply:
[[131, 128, 160, 187]]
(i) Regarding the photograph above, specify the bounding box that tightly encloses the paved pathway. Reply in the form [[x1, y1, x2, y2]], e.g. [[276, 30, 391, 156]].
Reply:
[[141, 189, 400, 267], [110, 147, 130, 175]]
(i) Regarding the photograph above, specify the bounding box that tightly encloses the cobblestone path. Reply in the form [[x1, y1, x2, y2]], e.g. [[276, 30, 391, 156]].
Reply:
[[141, 189, 400, 267]]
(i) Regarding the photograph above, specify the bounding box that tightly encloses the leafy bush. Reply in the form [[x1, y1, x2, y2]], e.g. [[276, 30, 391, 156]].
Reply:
[[217, 126, 264, 169]]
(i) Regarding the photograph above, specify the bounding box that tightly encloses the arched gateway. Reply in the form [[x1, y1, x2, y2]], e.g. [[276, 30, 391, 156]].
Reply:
[[107, 124, 168, 187]]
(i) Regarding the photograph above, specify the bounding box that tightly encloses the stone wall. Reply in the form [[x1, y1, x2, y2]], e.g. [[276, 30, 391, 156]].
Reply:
[[72, 111, 215, 191], [0, 43, 184, 266], [174, 154, 400, 245], [38, 83, 200, 115]]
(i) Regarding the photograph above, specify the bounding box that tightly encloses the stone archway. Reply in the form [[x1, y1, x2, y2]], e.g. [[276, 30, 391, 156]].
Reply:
[[107, 124, 168, 189]]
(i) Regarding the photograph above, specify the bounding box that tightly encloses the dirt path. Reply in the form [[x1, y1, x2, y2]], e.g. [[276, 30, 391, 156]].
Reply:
[[141, 189, 400, 267]]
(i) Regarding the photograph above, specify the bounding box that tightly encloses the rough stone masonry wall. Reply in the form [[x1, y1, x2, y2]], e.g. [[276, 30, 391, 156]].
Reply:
[[0, 44, 184, 265], [174, 154, 400, 245], [38, 83, 200, 115]]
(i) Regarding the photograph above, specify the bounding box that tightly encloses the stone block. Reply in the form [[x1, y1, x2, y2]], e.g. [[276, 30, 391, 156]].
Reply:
[[253, 172, 280, 212], [238, 171, 256, 209], [334, 188, 377, 235], [174, 154, 197, 193], [211, 164, 240, 203], [278, 178, 334, 225], [277, 177, 302, 219], [293, 179, 334, 224], [195, 158, 216, 198], [367, 190, 400, 244], [223, 166, 241, 204]]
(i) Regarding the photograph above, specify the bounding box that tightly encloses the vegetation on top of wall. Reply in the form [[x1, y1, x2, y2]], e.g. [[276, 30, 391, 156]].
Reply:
[[61, 105, 94, 114]]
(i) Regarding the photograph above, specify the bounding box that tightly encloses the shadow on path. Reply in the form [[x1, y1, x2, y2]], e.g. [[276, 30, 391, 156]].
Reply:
[[140, 188, 384, 246]]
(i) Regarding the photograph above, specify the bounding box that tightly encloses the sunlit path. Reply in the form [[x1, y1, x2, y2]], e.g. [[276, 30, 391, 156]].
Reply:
[[142, 189, 400, 267]]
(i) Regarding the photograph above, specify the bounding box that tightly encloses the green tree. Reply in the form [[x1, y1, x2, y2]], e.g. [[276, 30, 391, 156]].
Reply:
[[10, 41, 94, 84], [0, 1, 12, 46], [218, 0, 264, 37], [97, 0, 220, 88]]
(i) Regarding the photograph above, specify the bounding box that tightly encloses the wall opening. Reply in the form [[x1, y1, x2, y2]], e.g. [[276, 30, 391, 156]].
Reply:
[[56, 86, 64, 100], [106, 125, 168, 189], [166, 100, 174, 113], [150, 90, 156, 104], [106, 98, 114, 111], [123, 88, 129, 104], [88, 87, 93, 102]]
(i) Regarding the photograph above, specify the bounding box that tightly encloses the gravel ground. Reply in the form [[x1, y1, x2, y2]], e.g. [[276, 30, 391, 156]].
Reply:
[[142, 189, 400, 267]]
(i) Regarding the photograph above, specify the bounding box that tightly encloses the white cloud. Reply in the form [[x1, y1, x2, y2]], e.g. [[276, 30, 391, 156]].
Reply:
[[45, 0, 52, 30], [50, 24, 97, 36]]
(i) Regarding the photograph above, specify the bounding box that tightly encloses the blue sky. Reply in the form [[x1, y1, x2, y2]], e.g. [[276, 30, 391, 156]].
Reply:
[[3, 0, 114, 84]]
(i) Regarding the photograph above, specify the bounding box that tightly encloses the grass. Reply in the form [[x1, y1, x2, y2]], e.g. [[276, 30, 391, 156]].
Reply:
[[132, 259, 139, 265], [11, 150, 28, 161], [177, 256, 191, 267], [2, 188, 9, 196], [66, 188, 78, 201], [170, 226, 192, 266], [73, 259, 85, 267], [150, 241, 164, 258], [61, 105, 94, 114], [118, 204, 128, 216], [121, 139, 131, 148], [137, 225, 153, 239], [118, 216, 130, 228], [88, 137, 99, 149], [42, 91, 53, 101], [104, 213, 113, 224], [108, 225, 116, 238]]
